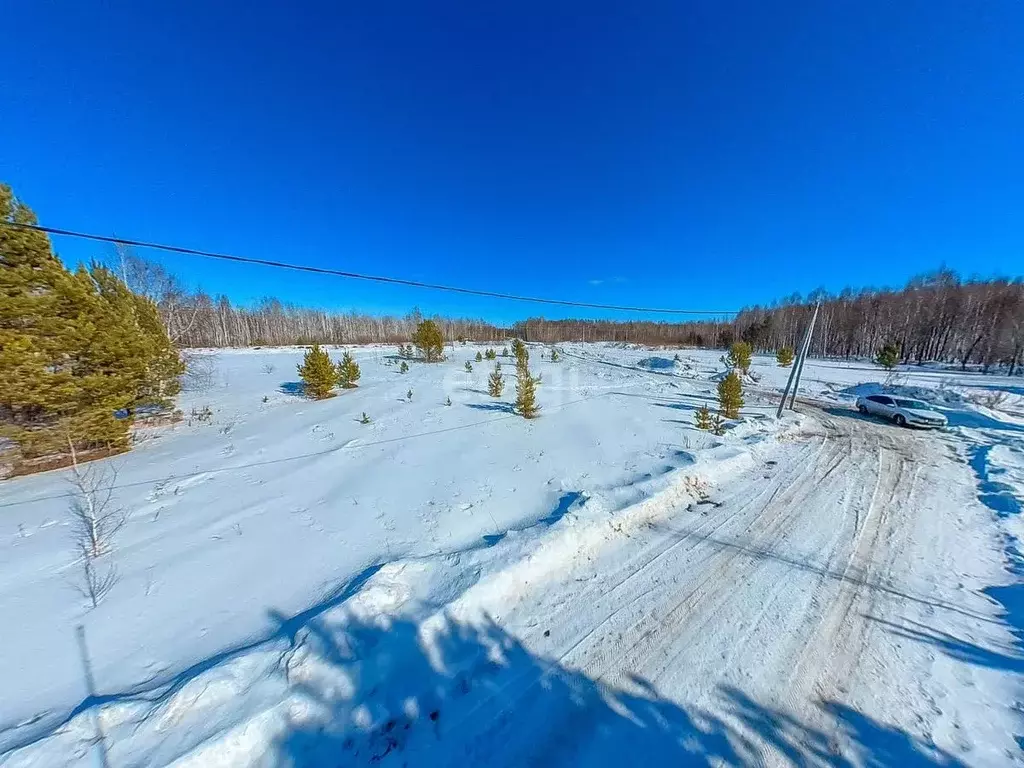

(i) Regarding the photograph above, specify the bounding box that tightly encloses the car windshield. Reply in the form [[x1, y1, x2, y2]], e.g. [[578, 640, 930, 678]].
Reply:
[[894, 399, 931, 410]]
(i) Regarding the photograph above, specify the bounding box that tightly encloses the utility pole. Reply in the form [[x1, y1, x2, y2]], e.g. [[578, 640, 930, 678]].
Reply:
[[776, 302, 820, 417]]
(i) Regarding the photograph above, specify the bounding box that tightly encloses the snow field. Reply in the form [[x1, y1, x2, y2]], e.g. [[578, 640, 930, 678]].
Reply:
[[1, 342, 1023, 766]]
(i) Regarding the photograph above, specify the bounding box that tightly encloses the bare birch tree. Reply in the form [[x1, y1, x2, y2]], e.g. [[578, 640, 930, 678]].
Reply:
[[66, 438, 128, 607]]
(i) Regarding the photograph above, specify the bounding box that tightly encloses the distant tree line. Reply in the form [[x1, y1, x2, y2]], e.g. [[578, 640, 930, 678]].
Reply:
[[731, 271, 1024, 373], [121, 250, 1023, 373], [117, 251, 506, 347]]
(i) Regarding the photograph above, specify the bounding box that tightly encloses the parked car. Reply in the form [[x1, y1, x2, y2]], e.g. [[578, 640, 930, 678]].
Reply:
[[855, 394, 948, 428]]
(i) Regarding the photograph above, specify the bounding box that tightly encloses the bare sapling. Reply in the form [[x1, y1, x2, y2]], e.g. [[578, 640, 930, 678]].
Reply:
[[66, 437, 127, 607]]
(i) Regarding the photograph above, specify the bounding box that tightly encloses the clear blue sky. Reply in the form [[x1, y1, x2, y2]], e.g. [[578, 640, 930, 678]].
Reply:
[[1, 1, 1022, 322]]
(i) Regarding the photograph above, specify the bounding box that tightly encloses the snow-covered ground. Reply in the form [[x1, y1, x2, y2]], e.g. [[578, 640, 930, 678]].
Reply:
[[1, 344, 1022, 766]]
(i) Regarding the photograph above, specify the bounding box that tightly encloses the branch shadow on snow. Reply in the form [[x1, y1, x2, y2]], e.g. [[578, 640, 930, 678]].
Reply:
[[647, 520, 995, 625], [1, 569, 974, 766], [865, 615, 1024, 675], [272, 613, 969, 768]]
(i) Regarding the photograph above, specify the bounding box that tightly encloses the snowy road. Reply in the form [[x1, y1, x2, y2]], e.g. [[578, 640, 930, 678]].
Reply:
[[425, 406, 1018, 766]]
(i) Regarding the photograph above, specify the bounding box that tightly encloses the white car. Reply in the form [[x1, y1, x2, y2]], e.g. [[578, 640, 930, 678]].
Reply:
[[855, 394, 948, 428]]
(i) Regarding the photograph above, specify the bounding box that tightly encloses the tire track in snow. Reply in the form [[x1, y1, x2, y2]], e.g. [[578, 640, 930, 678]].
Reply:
[[564, 423, 845, 686]]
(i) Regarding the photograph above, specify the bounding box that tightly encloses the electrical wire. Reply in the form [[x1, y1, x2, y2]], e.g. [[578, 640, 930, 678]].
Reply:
[[2, 221, 739, 316]]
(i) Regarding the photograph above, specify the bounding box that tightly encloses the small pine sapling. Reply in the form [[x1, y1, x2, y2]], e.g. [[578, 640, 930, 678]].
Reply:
[[876, 342, 900, 370], [400, 361, 409, 374], [412, 319, 445, 362], [710, 411, 726, 436], [512, 338, 529, 370], [485, 348, 496, 360], [550, 347, 559, 362], [514, 362, 540, 419], [717, 371, 744, 419], [726, 341, 753, 375], [297, 344, 337, 399], [501, 347, 509, 357], [488, 362, 505, 397], [694, 404, 714, 431], [445, 396, 452, 406], [475, 351, 482, 362], [465, 360, 473, 372], [407, 389, 413, 400], [359, 412, 371, 424], [336, 350, 361, 388], [776, 346, 795, 367], [674, 353, 681, 362]]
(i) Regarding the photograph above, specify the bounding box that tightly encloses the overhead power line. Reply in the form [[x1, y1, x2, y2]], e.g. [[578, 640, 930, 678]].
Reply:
[[2, 221, 740, 316]]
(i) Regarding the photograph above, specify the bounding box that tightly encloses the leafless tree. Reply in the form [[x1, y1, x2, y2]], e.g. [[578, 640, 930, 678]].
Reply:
[[113, 254, 1023, 372], [181, 350, 217, 392], [66, 438, 127, 608]]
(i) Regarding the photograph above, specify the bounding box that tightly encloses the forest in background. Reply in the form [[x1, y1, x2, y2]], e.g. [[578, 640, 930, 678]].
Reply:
[[122, 251, 1023, 373]]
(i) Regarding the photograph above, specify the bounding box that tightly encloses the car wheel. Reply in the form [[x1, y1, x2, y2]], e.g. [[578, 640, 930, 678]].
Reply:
[[857, 404, 868, 415], [893, 414, 907, 427]]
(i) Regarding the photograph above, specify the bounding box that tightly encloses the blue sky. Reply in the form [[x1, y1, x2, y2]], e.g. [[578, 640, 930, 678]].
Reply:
[[1, 1, 1021, 323]]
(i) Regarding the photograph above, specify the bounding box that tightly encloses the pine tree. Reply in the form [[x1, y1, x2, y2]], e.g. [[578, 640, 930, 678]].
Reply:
[[485, 348, 496, 360], [717, 371, 744, 419], [512, 338, 528, 370], [336, 350, 361, 388], [359, 412, 371, 424], [514, 362, 540, 418], [397, 344, 407, 359], [695, 404, 714, 431], [550, 348, 559, 362], [876, 342, 900, 370], [412, 319, 445, 362], [776, 346, 795, 367], [475, 350, 482, 362], [445, 396, 452, 406], [727, 341, 752, 375], [465, 360, 473, 372], [501, 347, 509, 357], [710, 411, 726, 436], [488, 362, 505, 397], [407, 389, 413, 400], [297, 345, 337, 399], [400, 361, 409, 374], [1, 185, 183, 457]]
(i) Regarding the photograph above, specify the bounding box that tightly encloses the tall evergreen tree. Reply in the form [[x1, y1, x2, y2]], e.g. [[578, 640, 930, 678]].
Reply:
[[717, 371, 744, 419], [336, 350, 361, 388], [413, 319, 445, 362], [1, 185, 182, 456], [297, 345, 336, 399]]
